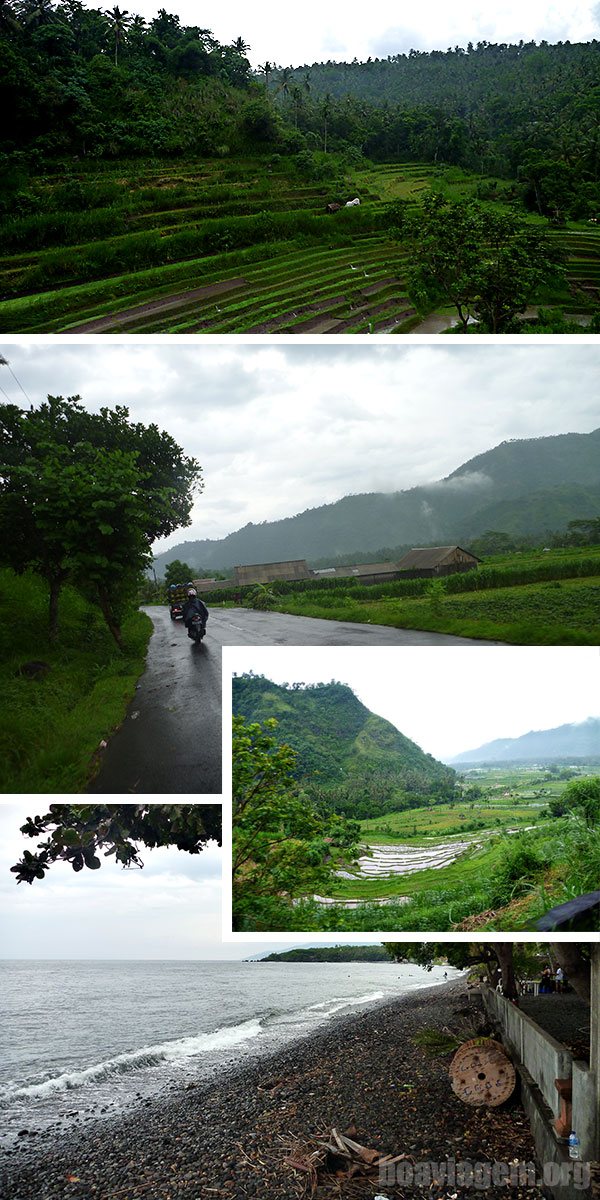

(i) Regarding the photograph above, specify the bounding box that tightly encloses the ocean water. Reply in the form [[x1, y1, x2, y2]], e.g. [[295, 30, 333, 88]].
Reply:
[[0, 959, 457, 1150]]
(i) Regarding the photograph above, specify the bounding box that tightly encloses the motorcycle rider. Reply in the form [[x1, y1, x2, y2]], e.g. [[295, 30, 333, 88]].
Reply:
[[182, 587, 209, 640]]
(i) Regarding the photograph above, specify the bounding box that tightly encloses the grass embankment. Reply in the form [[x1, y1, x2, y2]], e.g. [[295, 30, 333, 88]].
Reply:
[[235, 761, 600, 934], [241, 813, 600, 933], [268, 550, 600, 644], [0, 569, 152, 792], [1, 158, 597, 333]]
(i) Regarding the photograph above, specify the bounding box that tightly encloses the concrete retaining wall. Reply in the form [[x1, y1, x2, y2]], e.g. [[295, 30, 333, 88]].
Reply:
[[482, 988, 596, 1199], [484, 989, 573, 1117]]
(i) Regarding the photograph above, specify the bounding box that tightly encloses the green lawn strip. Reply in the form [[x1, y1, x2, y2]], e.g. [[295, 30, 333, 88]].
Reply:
[[275, 576, 600, 644], [0, 570, 152, 793]]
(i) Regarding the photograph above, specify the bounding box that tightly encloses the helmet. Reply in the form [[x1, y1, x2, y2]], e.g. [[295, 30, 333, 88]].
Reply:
[[187, 588, 197, 597]]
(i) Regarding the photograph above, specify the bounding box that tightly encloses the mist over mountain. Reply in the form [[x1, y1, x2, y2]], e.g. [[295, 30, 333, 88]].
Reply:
[[155, 428, 600, 573], [233, 674, 456, 820], [449, 717, 600, 764]]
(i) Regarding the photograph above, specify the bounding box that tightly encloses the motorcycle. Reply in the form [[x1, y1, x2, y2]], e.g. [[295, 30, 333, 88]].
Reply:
[[188, 613, 207, 644]]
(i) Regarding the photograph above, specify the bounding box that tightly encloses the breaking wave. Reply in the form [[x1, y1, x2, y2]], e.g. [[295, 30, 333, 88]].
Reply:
[[0, 1018, 263, 1103], [307, 991, 384, 1015]]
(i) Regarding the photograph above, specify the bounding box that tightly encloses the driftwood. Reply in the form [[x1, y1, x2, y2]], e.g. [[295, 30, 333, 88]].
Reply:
[[284, 1125, 412, 1196]]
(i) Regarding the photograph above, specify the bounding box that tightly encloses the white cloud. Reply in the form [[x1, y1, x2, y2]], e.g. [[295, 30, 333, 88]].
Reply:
[[3, 343, 599, 552], [227, 645, 600, 760], [73, 1, 599, 66]]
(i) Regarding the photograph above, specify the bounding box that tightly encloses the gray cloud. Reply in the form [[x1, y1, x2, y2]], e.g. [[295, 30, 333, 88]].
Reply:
[[2, 342, 598, 549]]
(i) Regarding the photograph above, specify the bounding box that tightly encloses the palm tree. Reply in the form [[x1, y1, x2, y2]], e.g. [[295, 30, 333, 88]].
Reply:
[[275, 65, 293, 98], [259, 60, 273, 91], [0, 0, 21, 32], [232, 35, 250, 56], [105, 5, 131, 66]]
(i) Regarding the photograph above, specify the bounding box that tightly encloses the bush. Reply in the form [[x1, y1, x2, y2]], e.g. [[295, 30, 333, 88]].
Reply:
[[488, 837, 546, 907]]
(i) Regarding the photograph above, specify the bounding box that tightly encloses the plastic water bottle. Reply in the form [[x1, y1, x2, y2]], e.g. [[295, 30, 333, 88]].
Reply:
[[568, 1132, 581, 1160]]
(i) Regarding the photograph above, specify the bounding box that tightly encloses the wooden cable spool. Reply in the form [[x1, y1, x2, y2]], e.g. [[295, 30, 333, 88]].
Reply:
[[449, 1038, 516, 1107]]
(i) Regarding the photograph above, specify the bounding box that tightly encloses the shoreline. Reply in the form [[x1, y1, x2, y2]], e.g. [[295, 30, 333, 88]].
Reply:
[[2, 978, 544, 1200]]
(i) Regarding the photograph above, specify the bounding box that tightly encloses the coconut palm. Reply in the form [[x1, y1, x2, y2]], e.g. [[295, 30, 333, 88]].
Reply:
[[232, 35, 250, 56], [105, 4, 131, 66], [259, 60, 273, 91]]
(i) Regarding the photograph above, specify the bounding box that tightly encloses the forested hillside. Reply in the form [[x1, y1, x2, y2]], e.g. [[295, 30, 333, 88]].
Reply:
[[232, 674, 456, 819], [2, 2, 274, 161], [280, 40, 600, 213], [3, 5, 599, 227], [155, 428, 600, 573]]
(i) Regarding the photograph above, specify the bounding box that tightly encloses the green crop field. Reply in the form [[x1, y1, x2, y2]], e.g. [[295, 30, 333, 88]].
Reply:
[[278, 766, 600, 933], [1, 158, 598, 334], [267, 548, 600, 644]]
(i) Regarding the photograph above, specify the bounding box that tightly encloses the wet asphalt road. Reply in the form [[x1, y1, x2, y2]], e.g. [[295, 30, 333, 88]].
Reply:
[[88, 607, 491, 796], [88, 607, 222, 796], [212, 607, 491, 646]]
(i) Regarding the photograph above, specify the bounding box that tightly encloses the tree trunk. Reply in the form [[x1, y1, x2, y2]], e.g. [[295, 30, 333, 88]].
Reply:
[[47, 572, 66, 641], [496, 943, 518, 1003], [552, 944, 591, 1005], [97, 587, 124, 650]]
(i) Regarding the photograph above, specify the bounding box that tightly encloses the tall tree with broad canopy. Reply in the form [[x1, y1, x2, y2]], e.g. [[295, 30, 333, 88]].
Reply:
[[232, 715, 360, 929], [383, 941, 592, 1005], [0, 394, 202, 644], [11, 804, 221, 883], [164, 559, 197, 587], [389, 194, 565, 333]]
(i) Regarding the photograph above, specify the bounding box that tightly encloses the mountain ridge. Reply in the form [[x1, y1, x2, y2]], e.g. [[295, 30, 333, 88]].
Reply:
[[155, 428, 600, 572], [233, 674, 456, 819], [449, 716, 600, 764]]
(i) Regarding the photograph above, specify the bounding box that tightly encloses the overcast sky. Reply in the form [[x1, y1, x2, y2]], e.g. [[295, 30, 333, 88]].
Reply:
[[0, 804, 383, 959], [3, 343, 599, 554], [226, 645, 600, 759], [77, 0, 600, 67]]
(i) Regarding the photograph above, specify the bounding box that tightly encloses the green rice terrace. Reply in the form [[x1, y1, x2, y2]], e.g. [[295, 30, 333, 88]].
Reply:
[[294, 768, 600, 933], [2, 158, 598, 334], [322, 788, 555, 909]]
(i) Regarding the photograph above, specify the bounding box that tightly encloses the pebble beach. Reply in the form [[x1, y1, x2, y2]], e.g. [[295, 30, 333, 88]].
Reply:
[[2, 980, 545, 1200]]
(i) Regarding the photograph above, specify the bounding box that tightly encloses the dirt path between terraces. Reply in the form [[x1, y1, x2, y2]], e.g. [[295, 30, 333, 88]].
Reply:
[[69, 277, 248, 332]]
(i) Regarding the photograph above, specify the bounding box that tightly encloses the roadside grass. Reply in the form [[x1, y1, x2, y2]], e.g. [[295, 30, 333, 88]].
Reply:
[[0, 569, 152, 793], [275, 576, 600, 643]]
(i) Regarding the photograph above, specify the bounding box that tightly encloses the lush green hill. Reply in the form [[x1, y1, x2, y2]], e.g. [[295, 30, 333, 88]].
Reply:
[[450, 716, 600, 764], [260, 945, 390, 962], [232, 674, 456, 819], [155, 428, 600, 573]]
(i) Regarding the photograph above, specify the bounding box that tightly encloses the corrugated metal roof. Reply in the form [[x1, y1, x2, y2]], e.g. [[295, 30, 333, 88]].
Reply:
[[396, 546, 478, 569], [312, 562, 398, 578]]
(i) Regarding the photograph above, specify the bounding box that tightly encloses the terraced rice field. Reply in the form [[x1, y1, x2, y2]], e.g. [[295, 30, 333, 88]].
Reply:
[[1, 158, 598, 333], [337, 839, 472, 878]]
